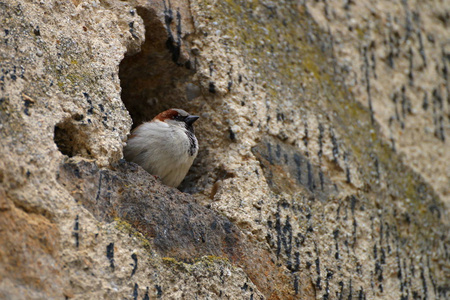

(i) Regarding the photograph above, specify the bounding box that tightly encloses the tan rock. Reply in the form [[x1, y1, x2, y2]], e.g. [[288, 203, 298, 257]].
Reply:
[[0, 0, 448, 299]]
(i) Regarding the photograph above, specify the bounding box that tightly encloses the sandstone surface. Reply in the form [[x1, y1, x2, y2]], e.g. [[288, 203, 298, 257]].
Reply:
[[0, 0, 448, 299]]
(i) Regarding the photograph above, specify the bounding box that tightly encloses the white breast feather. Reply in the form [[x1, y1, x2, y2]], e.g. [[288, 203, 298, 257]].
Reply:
[[123, 120, 198, 187]]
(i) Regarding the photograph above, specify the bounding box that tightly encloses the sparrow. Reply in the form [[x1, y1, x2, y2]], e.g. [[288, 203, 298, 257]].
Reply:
[[123, 108, 199, 187]]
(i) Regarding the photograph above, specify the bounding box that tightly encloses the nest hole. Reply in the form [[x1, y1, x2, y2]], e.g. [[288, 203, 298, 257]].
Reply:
[[54, 114, 92, 158], [119, 5, 197, 128], [118, 5, 209, 193]]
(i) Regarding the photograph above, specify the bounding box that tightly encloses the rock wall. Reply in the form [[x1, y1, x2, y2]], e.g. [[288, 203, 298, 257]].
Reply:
[[0, 0, 448, 299]]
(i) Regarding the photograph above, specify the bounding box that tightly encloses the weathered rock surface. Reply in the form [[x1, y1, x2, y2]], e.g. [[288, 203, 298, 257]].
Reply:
[[1, 0, 448, 299]]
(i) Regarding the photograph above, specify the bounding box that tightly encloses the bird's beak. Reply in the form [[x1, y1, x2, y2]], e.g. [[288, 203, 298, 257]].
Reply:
[[185, 115, 199, 126]]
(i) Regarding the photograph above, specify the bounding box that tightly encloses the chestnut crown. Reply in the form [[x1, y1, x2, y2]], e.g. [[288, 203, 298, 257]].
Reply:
[[153, 108, 199, 129]]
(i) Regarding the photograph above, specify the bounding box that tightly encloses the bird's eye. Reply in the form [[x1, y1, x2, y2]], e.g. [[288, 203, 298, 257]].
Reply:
[[174, 115, 187, 121]]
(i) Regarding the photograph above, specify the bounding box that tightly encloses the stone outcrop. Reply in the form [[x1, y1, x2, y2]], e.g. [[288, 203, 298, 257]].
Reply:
[[1, 0, 448, 299]]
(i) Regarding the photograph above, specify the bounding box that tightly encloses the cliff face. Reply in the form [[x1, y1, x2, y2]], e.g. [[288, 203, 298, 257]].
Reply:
[[0, 0, 448, 299]]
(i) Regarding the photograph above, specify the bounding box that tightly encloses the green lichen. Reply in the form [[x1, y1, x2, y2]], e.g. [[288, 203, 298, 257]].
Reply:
[[114, 218, 153, 253], [198, 0, 445, 242], [355, 27, 366, 40], [162, 257, 189, 270], [196, 255, 230, 265]]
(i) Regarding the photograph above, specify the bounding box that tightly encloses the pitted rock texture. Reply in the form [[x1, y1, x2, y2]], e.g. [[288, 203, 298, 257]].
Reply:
[[1, 0, 448, 299], [58, 159, 287, 298], [58, 159, 250, 260], [305, 0, 450, 204], [0, 0, 265, 299]]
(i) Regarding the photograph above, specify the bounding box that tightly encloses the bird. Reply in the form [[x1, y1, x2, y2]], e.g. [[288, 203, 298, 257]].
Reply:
[[123, 108, 199, 187]]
